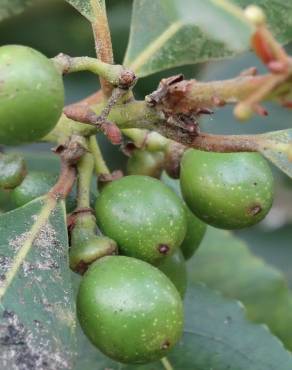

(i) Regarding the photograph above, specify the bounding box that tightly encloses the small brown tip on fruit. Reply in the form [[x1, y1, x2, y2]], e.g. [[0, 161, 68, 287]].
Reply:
[[158, 244, 170, 255], [248, 203, 262, 216]]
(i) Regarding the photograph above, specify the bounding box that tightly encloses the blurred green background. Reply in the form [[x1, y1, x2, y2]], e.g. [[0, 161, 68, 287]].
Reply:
[[1, 0, 291, 285]]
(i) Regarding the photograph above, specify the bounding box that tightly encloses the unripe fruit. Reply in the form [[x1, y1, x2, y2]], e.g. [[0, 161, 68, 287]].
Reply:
[[0, 45, 64, 145], [180, 149, 274, 229], [161, 172, 207, 259], [127, 149, 164, 178], [77, 256, 183, 364], [157, 249, 187, 298], [95, 175, 187, 264], [11, 171, 56, 207], [180, 205, 206, 260], [0, 153, 26, 189], [10, 171, 76, 211]]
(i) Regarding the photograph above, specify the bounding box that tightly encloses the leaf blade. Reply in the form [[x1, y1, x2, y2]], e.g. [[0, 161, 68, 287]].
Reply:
[[65, 0, 105, 22], [188, 227, 292, 350], [0, 197, 76, 369], [124, 0, 292, 77]]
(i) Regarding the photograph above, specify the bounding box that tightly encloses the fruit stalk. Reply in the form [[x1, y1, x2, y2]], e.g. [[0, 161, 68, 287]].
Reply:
[[88, 136, 110, 175]]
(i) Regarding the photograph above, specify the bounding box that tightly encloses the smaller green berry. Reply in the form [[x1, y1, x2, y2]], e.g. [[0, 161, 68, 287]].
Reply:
[[0, 153, 26, 189], [180, 206, 206, 260], [127, 149, 164, 178], [157, 249, 187, 298], [11, 171, 77, 211]]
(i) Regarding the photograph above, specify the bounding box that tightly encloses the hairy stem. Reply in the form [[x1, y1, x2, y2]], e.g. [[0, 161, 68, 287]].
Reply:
[[89, 135, 110, 175], [76, 151, 94, 209], [52, 54, 124, 87], [91, 0, 114, 97]]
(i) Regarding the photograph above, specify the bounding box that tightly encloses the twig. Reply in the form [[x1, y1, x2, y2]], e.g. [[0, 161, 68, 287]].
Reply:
[[89, 135, 110, 175], [90, 0, 114, 97]]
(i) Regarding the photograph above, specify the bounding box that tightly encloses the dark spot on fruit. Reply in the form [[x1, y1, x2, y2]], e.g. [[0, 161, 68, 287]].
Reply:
[[253, 182, 257, 186], [161, 340, 170, 350], [247, 203, 262, 216], [75, 260, 90, 275], [158, 244, 170, 255]]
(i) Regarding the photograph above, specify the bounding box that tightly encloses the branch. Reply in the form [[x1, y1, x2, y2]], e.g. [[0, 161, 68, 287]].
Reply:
[[90, 0, 114, 97]]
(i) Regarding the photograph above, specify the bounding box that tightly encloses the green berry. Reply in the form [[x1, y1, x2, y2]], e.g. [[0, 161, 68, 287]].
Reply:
[[77, 256, 183, 364], [0, 153, 26, 189], [161, 172, 207, 259], [180, 149, 274, 229], [180, 205, 206, 260], [127, 149, 164, 178], [0, 45, 64, 145], [157, 249, 187, 298], [95, 175, 187, 264], [11, 171, 76, 211]]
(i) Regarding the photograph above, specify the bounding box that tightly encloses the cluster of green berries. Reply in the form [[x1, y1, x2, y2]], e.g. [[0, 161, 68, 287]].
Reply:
[[0, 44, 274, 365]]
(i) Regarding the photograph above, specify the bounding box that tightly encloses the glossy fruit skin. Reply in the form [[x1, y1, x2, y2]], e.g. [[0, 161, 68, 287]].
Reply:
[[95, 175, 187, 264], [157, 249, 187, 298], [180, 205, 206, 260], [127, 149, 164, 178], [77, 256, 183, 364], [0, 153, 26, 189], [180, 149, 274, 229], [161, 172, 207, 259], [10, 171, 76, 211], [0, 45, 64, 145]]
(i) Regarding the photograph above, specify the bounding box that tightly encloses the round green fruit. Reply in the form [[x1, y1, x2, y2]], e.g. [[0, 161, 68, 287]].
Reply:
[[11, 171, 76, 211], [180, 149, 274, 229], [161, 172, 207, 260], [77, 256, 183, 364], [180, 206, 206, 260], [0, 45, 64, 145], [0, 153, 26, 189], [157, 249, 187, 298], [127, 149, 164, 178], [95, 175, 187, 264]]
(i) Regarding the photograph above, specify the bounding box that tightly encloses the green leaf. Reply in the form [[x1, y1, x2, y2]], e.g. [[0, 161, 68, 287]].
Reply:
[[124, 0, 252, 77], [74, 282, 292, 369], [0, 0, 34, 22], [124, 0, 292, 77], [65, 0, 105, 22], [0, 197, 76, 369], [188, 227, 292, 350], [257, 129, 292, 179]]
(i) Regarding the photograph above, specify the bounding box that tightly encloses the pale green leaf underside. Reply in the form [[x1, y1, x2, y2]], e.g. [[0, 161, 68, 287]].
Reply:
[[65, 0, 105, 22], [189, 227, 292, 350], [259, 129, 292, 179], [0, 0, 34, 22], [0, 197, 76, 369], [124, 0, 252, 77], [124, 0, 292, 77]]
